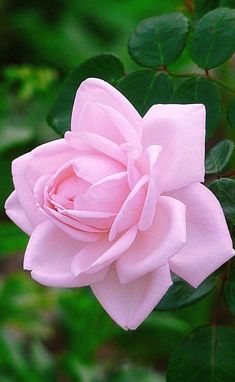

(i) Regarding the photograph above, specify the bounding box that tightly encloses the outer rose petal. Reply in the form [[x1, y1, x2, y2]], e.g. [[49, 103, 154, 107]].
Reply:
[[5, 191, 33, 235], [24, 221, 108, 287], [71, 78, 142, 136], [29, 139, 78, 185], [91, 264, 172, 330], [74, 102, 141, 149], [169, 183, 235, 287], [142, 104, 205, 192], [116, 196, 186, 284], [12, 153, 45, 227], [65, 131, 127, 165], [12, 139, 77, 228]]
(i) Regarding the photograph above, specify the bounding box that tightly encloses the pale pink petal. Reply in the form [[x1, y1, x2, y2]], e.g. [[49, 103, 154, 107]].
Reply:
[[74, 101, 123, 144], [91, 264, 172, 329], [34, 175, 104, 239], [96, 103, 141, 149], [44, 211, 104, 241], [5, 191, 33, 235], [138, 144, 162, 175], [116, 196, 186, 284], [72, 153, 124, 184], [138, 175, 158, 231], [29, 139, 78, 186], [74, 172, 129, 214], [71, 78, 142, 136], [24, 221, 108, 287], [169, 183, 235, 287], [126, 152, 140, 189], [109, 175, 149, 241], [71, 224, 138, 276], [65, 131, 127, 165], [142, 104, 205, 192], [12, 153, 45, 227], [11, 139, 77, 228]]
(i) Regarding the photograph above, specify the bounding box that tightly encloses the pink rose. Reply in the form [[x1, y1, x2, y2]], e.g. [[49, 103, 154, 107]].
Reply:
[[5, 78, 234, 329]]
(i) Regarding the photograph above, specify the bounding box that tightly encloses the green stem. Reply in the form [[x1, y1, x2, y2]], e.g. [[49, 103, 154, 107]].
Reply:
[[166, 70, 235, 95], [212, 260, 232, 325]]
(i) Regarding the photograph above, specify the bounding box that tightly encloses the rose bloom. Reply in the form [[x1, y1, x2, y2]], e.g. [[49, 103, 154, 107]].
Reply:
[[5, 78, 234, 329]]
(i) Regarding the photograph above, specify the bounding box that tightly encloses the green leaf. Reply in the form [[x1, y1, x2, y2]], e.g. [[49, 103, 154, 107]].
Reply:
[[205, 140, 234, 174], [128, 12, 189, 68], [107, 367, 165, 382], [224, 269, 235, 315], [157, 276, 216, 311], [209, 178, 235, 224], [227, 98, 235, 128], [221, 0, 235, 6], [167, 326, 235, 381], [47, 54, 125, 135], [116, 70, 172, 116], [190, 8, 235, 69], [194, 0, 220, 20], [0, 222, 28, 258], [172, 76, 221, 139]]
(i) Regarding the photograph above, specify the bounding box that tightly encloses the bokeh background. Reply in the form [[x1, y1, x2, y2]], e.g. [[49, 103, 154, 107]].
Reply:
[[0, 1, 234, 381]]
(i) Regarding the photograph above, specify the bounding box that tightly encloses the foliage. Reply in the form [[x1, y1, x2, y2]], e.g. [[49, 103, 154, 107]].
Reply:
[[1, 0, 235, 381]]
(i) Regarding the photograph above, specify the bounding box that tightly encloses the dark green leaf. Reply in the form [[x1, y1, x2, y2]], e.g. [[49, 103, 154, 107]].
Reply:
[[116, 70, 172, 116], [194, 0, 220, 20], [157, 276, 216, 311], [224, 269, 235, 315], [47, 54, 125, 135], [0, 222, 28, 258], [128, 13, 189, 68], [227, 98, 235, 128], [107, 367, 164, 382], [205, 140, 234, 174], [172, 76, 221, 139], [190, 8, 235, 69], [209, 178, 235, 224], [220, 0, 235, 7], [167, 326, 235, 381]]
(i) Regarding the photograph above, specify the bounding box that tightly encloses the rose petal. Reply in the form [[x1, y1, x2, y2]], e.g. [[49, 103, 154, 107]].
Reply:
[[34, 175, 104, 239], [138, 175, 158, 231], [29, 139, 78, 186], [11, 139, 77, 228], [74, 172, 129, 214], [169, 183, 235, 287], [96, 103, 142, 149], [116, 196, 186, 284], [65, 131, 127, 165], [109, 175, 149, 241], [5, 191, 33, 235], [72, 153, 124, 184], [12, 153, 45, 227], [24, 221, 108, 287], [71, 78, 142, 136], [142, 104, 205, 192], [91, 264, 172, 330], [71, 224, 138, 276]]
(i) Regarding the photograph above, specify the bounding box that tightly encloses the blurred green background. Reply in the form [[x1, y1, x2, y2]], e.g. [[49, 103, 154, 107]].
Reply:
[[0, 1, 234, 381]]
